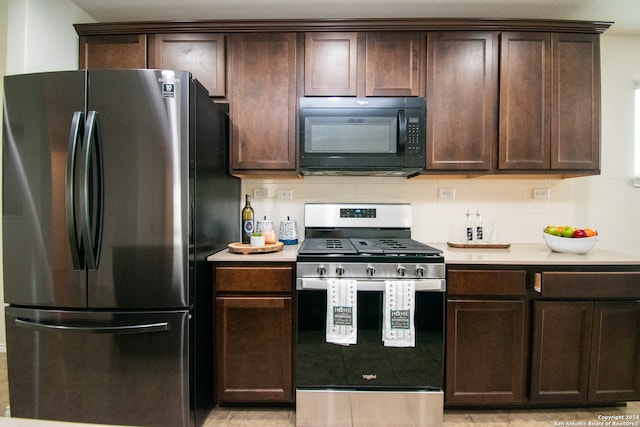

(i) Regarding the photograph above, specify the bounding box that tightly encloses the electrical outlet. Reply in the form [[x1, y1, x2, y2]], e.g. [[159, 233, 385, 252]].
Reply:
[[276, 189, 293, 200], [438, 188, 456, 199], [253, 188, 269, 199], [533, 188, 551, 199]]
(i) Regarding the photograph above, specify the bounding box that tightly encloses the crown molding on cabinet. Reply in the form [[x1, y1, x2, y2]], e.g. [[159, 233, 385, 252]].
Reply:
[[74, 18, 613, 36]]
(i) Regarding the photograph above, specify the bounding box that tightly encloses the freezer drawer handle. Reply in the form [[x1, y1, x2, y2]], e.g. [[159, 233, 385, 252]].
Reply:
[[15, 319, 169, 335]]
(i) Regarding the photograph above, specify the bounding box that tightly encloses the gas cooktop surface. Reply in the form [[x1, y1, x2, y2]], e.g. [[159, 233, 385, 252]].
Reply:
[[298, 237, 442, 257], [298, 203, 444, 263]]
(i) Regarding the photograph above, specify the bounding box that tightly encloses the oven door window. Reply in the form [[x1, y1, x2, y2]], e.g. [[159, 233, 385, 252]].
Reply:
[[296, 290, 443, 390], [303, 110, 398, 154]]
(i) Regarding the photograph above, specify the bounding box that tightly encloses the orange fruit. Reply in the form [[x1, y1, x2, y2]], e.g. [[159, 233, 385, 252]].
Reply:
[[584, 228, 597, 237]]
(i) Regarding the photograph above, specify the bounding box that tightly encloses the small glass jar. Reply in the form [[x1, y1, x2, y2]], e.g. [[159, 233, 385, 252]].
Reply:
[[250, 234, 265, 247], [263, 229, 277, 244]]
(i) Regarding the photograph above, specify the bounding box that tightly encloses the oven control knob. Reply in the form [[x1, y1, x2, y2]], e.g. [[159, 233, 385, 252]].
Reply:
[[415, 265, 426, 277], [397, 265, 407, 277], [336, 265, 345, 276], [366, 264, 376, 276], [317, 265, 327, 276]]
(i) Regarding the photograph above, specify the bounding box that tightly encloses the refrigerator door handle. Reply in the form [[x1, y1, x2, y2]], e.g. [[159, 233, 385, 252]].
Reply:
[[79, 110, 105, 270], [15, 318, 169, 335], [66, 111, 84, 270]]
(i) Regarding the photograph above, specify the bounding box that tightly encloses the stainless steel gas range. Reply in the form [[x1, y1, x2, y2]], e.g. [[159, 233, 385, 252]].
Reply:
[[295, 203, 445, 427]]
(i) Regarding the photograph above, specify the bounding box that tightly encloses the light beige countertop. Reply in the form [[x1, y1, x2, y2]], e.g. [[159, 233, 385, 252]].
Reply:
[[207, 242, 640, 266], [433, 243, 640, 265], [207, 243, 300, 262]]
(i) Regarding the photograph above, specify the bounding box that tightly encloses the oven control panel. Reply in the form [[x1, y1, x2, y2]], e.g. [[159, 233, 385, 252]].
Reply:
[[297, 262, 445, 280], [340, 208, 376, 218]]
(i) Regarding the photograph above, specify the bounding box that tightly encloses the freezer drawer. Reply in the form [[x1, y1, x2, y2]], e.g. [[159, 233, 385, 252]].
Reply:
[[5, 307, 191, 427]]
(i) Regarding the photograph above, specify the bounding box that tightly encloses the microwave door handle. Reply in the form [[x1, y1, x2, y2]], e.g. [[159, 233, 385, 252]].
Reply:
[[398, 109, 407, 153]]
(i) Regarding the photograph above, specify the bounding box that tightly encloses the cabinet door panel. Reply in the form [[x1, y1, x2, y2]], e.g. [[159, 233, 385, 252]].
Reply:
[[79, 35, 147, 69], [149, 34, 226, 97], [215, 266, 293, 293], [366, 32, 424, 97], [589, 301, 640, 401], [447, 269, 526, 296], [446, 299, 525, 404], [499, 32, 551, 169], [229, 33, 297, 172], [216, 296, 293, 402], [426, 32, 497, 170], [539, 271, 640, 299], [530, 301, 593, 402], [305, 32, 358, 96], [551, 33, 600, 170]]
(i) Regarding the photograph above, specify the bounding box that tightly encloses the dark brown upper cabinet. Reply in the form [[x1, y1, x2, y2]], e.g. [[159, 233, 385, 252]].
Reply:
[[148, 34, 226, 98], [79, 34, 147, 69], [228, 32, 298, 174], [79, 33, 226, 98], [304, 31, 424, 97], [425, 31, 498, 171], [551, 33, 601, 170], [500, 32, 600, 172], [75, 19, 609, 177], [365, 32, 425, 97], [304, 32, 358, 96]]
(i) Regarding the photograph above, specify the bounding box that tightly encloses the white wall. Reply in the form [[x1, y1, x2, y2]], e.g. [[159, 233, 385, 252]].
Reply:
[[572, 34, 640, 256], [6, 0, 93, 74]]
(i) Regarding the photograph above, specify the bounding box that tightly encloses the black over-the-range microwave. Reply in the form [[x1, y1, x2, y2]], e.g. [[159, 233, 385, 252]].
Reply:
[[298, 97, 426, 177]]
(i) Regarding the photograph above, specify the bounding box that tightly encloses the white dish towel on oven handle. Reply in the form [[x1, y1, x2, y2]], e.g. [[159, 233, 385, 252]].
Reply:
[[326, 279, 357, 345], [383, 280, 415, 347]]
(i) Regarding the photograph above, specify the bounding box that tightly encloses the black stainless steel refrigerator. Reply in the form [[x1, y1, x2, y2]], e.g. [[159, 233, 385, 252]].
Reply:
[[2, 69, 240, 426]]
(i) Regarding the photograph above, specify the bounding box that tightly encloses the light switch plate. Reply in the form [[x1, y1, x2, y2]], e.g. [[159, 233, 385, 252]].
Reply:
[[533, 188, 551, 199], [438, 188, 456, 199]]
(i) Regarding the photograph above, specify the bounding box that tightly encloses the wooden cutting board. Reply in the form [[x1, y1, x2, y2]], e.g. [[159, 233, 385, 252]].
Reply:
[[227, 241, 284, 254], [447, 241, 511, 249]]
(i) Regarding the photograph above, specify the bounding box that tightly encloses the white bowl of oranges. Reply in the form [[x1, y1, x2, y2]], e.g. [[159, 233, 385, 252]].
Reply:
[[543, 226, 598, 254]]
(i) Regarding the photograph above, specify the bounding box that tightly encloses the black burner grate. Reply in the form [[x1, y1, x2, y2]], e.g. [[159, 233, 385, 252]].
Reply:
[[298, 237, 442, 256], [298, 238, 358, 254]]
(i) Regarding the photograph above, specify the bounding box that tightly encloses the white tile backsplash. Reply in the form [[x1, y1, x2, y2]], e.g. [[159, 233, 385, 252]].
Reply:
[[242, 177, 576, 246]]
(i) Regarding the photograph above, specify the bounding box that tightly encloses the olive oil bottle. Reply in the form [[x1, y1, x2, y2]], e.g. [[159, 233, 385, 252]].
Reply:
[[241, 194, 254, 244]]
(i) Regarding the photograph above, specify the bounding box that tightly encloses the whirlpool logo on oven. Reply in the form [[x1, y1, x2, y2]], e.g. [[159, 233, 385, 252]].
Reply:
[[362, 374, 377, 381]]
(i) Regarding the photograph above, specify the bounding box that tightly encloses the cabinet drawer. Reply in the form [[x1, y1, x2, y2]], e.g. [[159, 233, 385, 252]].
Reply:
[[448, 270, 526, 296], [538, 272, 640, 298], [215, 266, 293, 292]]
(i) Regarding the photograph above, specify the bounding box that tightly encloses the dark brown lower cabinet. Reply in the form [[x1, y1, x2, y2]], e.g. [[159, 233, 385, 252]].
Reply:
[[214, 264, 294, 403], [446, 299, 526, 404], [446, 268, 640, 407], [531, 301, 640, 403], [215, 296, 293, 402], [530, 301, 593, 402], [590, 302, 640, 401]]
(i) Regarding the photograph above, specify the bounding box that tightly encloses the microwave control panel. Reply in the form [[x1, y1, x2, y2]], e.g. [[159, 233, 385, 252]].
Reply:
[[407, 117, 422, 155]]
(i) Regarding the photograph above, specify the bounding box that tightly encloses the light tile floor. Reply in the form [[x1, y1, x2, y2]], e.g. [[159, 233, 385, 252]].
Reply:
[[204, 400, 640, 426], [1, 352, 638, 426], [205, 402, 640, 427]]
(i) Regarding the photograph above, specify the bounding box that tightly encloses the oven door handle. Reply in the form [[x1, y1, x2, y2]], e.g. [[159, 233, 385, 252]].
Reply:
[[296, 278, 445, 292]]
